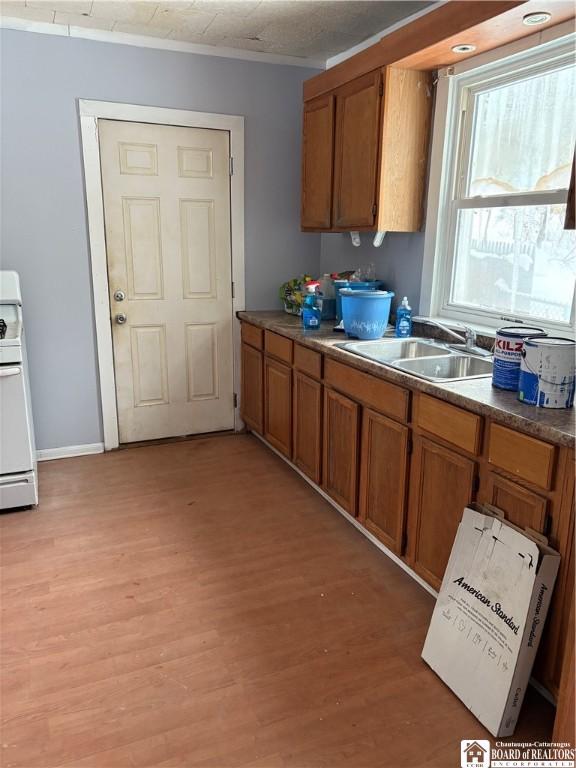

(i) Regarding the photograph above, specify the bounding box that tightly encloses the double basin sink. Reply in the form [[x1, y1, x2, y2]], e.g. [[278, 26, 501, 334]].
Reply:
[[338, 338, 493, 382]]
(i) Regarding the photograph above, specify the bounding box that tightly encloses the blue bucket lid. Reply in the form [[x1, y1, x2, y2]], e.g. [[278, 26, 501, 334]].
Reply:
[[339, 289, 394, 298]]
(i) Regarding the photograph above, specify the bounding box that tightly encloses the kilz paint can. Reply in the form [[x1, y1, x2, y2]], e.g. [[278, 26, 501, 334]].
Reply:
[[518, 337, 576, 409], [492, 326, 546, 391]]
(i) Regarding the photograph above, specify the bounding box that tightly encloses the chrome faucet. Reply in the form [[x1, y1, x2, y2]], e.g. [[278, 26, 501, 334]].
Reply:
[[412, 317, 492, 357]]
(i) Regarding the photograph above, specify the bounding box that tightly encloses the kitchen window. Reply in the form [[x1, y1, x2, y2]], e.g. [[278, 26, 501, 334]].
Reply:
[[430, 40, 576, 333]]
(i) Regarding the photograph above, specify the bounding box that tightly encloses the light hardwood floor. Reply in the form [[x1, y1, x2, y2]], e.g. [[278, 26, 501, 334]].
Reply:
[[0, 435, 554, 768]]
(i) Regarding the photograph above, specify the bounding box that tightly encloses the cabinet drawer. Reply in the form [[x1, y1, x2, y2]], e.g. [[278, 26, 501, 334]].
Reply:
[[324, 358, 409, 423], [488, 423, 556, 490], [265, 331, 293, 364], [416, 394, 482, 455], [294, 343, 322, 379], [241, 322, 263, 350]]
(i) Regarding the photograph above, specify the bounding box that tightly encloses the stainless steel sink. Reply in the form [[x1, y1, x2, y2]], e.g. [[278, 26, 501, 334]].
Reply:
[[337, 337, 493, 382], [392, 354, 493, 382], [339, 338, 452, 364]]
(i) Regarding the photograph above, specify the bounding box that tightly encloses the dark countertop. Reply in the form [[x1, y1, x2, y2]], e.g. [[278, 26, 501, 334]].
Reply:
[[238, 311, 576, 449]]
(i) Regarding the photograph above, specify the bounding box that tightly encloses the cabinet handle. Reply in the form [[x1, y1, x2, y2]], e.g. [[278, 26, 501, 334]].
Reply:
[[0, 367, 21, 377]]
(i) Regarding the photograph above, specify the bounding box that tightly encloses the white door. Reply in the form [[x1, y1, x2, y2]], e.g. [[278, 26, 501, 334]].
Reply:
[[99, 119, 234, 443]]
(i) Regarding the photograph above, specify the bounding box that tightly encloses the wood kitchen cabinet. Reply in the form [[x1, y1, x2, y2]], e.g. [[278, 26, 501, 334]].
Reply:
[[301, 94, 335, 230], [359, 408, 410, 554], [264, 356, 292, 458], [301, 66, 432, 233], [407, 436, 477, 590], [332, 71, 382, 229], [293, 370, 322, 484], [479, 471, 549, 533], [240, 319, 575, 717], [240, 342, 263, 434], [322, 388, 359, 516]]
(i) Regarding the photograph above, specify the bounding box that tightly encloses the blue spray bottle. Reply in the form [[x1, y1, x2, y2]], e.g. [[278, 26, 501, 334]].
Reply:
[[301, 282, 321, 331]]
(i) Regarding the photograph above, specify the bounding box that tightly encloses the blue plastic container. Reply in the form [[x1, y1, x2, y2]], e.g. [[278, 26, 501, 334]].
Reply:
[[340, 289, 395, 340], [334, 281, 382, 324]]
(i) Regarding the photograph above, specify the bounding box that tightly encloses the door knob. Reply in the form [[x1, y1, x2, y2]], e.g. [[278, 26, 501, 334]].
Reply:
[[114, 290, 126, 302], [115, 313, 127, 325]]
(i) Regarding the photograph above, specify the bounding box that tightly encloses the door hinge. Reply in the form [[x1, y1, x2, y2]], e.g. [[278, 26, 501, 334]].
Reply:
[[229, 156, 234, 176], [379, 82, 384, 97], [401, 530, 408, 553], [231, 281, 235, 299], [473, 475, 480, 495], [233, 392, 238, 408], [543, 513, 552, 538], [372, 203, 377, 217]]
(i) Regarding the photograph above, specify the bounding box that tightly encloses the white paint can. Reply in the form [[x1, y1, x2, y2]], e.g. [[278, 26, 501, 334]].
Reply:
[[518, 337, 576, 409]]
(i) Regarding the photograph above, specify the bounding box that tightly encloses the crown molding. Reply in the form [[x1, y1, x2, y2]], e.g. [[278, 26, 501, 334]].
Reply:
[[0, 16, 326, 70], [325, 1, 445, 69]]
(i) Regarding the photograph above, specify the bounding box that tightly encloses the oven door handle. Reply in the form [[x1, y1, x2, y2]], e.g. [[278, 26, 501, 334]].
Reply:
[[0, 367, 22, 377]]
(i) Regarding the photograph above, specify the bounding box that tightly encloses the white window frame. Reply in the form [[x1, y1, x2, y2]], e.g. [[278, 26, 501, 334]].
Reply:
[[420, 25, 576, 337]]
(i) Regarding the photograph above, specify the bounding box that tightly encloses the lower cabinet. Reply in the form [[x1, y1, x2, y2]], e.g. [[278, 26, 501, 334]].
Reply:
[[264, 356, 292, 457], [293, 370, 322, 484], [241, 342, 263, 434], [322, 388, 359, 516], [480, 471, 549, 533], [407, 436, 477, 590], [359, 408, 409, 554], [241, 322, 574, 714]]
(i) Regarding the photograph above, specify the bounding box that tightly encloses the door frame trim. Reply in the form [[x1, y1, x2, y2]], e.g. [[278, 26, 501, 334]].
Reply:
[[79, 99, 245, 450]]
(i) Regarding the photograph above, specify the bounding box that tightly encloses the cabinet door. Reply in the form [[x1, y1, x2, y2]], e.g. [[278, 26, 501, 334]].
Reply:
[[359, 409, 409, 554], [322, 388, 359, 515], [301, 94, 335, 230], [333, 70, 382, 229], [481, 472, 548, 533], [293, 371, 322, 484], [407, 436, 477, 590], [241, 342, 263, 434], [264, 357, 292, 458]]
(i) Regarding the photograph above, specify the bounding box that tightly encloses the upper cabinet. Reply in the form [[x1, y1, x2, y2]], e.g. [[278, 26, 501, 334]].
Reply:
[[299, 1, 576, 234], [301, 65, 432, 233], [333, 71, 383, 230], [301, 94, 335, 230]]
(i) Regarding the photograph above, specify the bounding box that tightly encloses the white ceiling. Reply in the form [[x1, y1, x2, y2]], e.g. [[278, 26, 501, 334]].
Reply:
[[0, 1, 433, 61]]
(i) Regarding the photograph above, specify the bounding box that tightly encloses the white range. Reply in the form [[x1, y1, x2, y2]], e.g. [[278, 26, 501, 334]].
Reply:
[[0, 271, 38, 509]]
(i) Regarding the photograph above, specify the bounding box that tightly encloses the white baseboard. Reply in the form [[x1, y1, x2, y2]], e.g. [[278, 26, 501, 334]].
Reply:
[[36, 442, 105, 462], [252, 431, 438, 599], [251, 432, 557, 706]]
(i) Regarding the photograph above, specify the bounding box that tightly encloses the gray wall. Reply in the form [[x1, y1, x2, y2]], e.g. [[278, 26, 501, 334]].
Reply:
[[0, 29, 321, 450], [320, 231, 425, 313]]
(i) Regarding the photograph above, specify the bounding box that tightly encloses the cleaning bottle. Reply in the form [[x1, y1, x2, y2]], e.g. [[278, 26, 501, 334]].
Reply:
[[301, 282, 321, 331], [395, 296, 412, 338]]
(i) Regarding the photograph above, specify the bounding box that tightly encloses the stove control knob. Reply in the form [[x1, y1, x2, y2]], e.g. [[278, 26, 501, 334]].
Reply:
[[115, 313, 127, 325], [114, 290, 126, 302]]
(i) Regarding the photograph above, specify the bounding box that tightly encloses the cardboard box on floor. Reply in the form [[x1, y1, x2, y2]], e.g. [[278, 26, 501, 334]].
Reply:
[[422, 503, 560, 737]]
